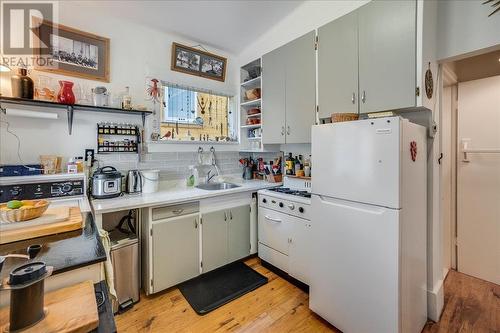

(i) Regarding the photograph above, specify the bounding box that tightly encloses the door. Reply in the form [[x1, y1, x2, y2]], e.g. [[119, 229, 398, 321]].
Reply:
[[227, 204, 251, 263], [262, 46, 286, 144], [288, 216, 311, 285], [318, 11, 358, 118], [152, 213, 199, 292], [285, 30, 316, 143], [202, 209, 228, 273], [311, 117, 401, 208], [358, 0, 416, 113], [258, 206, 290, 255], [457, 76, 500, 284], [309, 195, 400, 333]]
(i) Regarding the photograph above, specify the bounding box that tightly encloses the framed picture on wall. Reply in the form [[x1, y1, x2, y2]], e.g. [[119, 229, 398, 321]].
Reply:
[[171, 42, 227, 82], [32, 17, 110, 82]]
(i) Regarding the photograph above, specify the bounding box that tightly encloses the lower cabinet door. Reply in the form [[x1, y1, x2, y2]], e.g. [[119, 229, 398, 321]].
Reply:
[[227, 204, 251, 263], [152, 213, 200, 292], [202, 209, 228, 273], [288, 216, 311, 285]]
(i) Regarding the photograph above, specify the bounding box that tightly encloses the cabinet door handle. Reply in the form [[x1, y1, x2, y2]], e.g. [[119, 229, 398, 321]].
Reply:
[[194, 218, 198, 229], [351, 92, 356, 104], [172, 209, 184, 215], [286, 126, 290, 135], [229, 210, 233, 220], [361, 90, 366, 104], [281, 126, 285, 136], [224, 211, 227, 221], [265, 215, 282, 223]]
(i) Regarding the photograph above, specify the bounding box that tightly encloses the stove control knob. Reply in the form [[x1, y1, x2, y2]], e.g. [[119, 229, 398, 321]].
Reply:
[[288, 204, 295, 210], [62, 183, 72, 192], [299, 207, 304, 213], [279, 202, 284, 208], [10, 190, 20, 196], [262, 198, 267, 204]]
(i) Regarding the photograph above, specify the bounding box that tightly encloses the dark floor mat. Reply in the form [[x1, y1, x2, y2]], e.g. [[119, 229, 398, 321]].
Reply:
[[179, 261, 268, 315]]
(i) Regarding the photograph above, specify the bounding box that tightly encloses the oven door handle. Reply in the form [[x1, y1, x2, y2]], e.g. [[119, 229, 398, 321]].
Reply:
[[264, 215, 282, 223]]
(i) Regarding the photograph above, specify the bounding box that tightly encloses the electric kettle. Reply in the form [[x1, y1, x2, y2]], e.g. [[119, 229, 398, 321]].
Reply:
[[126, 170, 142, 194]]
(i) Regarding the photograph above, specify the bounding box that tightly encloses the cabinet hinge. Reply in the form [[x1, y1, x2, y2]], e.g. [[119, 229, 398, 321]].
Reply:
[[315, 36, 319, 50], [200, 261, 203, 268], [150, 228, 152, 236], [316, 105, 319, 113], [150, 279, 153, 287], [415, 87, 420, 97]]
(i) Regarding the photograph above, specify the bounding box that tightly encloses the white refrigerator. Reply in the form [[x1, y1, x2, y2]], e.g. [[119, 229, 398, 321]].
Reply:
[[309, 117, 427, 333]]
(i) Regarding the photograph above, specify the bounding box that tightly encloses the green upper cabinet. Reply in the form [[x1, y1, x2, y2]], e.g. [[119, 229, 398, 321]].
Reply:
[[262, 30, 316, 144], [318, 0, 420, 118], [358, 0, 417, 114], [318, 10, 359, 118]]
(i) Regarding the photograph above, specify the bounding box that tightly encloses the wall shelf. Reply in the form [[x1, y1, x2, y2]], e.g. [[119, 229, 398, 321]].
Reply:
[[0, 96, 153, 135], [241, 124, 261, 129], [240, 76, 261, 88], [240, 99, 261, 107]]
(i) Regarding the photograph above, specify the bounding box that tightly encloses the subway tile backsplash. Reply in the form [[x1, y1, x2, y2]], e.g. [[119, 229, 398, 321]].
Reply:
[[95, 151, 243, 180]]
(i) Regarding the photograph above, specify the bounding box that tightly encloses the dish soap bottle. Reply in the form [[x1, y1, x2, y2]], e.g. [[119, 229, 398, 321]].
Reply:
[[186, 165, 199, 187]]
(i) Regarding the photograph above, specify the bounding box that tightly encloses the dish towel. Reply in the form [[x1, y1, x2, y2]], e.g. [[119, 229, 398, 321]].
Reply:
[[99, 228, 117, 302]]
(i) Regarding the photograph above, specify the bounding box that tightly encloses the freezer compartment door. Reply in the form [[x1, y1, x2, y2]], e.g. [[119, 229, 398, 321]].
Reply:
[[312, 117, 401, 208], [309, 194, 400, 333]]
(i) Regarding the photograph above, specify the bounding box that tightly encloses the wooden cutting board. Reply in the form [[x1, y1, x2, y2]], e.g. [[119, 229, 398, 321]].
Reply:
[[0, 280, 99, 333], [0, 207, 83, 244], [0, 207, 71, 231]]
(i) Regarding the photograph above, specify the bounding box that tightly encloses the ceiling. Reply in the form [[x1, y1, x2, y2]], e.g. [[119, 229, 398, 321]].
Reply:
[[72, 1, 304, 55], [452, 49, 500, 82]]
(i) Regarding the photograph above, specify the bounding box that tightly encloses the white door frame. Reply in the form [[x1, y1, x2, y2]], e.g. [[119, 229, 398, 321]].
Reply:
[[440, 65, 458, 273]]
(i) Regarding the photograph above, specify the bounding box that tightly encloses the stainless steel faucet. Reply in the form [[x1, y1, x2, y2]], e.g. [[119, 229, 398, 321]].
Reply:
[[206, 169, 216, 183]]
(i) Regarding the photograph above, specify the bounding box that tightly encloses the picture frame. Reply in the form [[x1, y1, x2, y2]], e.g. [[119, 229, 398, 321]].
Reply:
[[171, 42, 227, 82], [32, 17, 110, 82]]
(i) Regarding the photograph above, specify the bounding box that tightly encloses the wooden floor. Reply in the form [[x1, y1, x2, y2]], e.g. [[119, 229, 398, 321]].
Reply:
[[115, 258, 499, 333]]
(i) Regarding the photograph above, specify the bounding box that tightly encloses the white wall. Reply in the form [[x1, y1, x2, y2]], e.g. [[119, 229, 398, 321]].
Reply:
[[437, 0, 500, 61], [0, 1, 239, 165], [237, 0, 369, 66]]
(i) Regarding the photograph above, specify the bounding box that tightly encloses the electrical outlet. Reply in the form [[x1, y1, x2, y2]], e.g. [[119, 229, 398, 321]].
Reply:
[[84, 149, 95, 166]]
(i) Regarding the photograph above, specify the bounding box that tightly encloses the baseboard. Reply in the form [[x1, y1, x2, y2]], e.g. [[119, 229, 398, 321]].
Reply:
[[427, 279, 444, 322]]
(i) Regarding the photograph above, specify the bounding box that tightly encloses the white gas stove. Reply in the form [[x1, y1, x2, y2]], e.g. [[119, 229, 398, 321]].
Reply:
[[257, 177, 312, 284]]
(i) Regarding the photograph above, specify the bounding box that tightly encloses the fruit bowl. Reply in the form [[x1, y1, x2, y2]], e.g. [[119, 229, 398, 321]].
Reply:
[[0, 200, 50, 223]]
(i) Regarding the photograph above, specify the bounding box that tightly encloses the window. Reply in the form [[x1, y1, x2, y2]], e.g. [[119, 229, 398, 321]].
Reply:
[[161, 83, 236, 142], [164, 87, 197, 124]]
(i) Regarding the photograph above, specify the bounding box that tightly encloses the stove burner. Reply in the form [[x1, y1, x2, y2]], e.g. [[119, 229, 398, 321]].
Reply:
[[268, 187, 311, 198]]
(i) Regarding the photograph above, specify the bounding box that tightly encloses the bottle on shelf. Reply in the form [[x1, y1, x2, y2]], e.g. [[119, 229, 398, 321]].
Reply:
[[285, 153, 294, 175], [122, 86, 132, 110], [294, 156, 301, 175]]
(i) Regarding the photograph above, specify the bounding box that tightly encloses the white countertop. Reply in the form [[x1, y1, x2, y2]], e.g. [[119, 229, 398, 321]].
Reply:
[[91, 175, 281, 214]]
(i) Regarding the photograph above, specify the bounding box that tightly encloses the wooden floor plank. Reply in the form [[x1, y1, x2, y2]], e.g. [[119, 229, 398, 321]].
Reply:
[[115, 259, 499, 333]]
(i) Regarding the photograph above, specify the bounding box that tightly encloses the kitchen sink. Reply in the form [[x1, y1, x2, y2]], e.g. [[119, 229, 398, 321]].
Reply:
[[195, 182, 241, 191]]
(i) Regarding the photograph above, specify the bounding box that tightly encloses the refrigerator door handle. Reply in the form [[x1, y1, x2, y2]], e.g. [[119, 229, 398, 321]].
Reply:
[[315, 195, 390, 214]]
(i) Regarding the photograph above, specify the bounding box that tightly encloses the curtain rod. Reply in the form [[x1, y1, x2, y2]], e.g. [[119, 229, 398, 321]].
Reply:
[[161, 80, 234, 98]]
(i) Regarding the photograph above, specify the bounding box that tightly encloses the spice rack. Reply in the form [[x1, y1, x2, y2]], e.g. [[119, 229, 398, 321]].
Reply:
[[97, 122, 140, 153]]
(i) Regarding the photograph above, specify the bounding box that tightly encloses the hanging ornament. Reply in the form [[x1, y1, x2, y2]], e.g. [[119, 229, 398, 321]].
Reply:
[[425, 62, 434, 99]]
